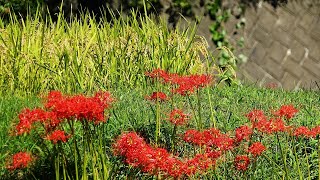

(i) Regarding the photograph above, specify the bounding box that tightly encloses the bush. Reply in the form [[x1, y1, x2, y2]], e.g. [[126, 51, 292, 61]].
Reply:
[[0, 0, 42, 20]]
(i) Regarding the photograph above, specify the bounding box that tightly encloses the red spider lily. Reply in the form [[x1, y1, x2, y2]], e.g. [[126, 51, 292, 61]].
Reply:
[[94, 91, 114, 108], [183, 129, 203, 145], [45, 91, 114, 124], [234, 155, 250, 171], [235, 125, 253, 143], [171, 74, 213, 96], [16, 108, 59, 135], [310, 126, 320, 138], [270, 118, 287, 132], [248, 142, 266, 156], [213, 135, 234, 151], [246, 109, 267, 125], [145, 68, 171, 82], [113, 132, 215, 178], [145, 69, 213, 96], [205, 148, 222, 159], [7, 152, 33, 171], [293, 126, 311, 138], [183, 128, 234, 150], [15, 91, 114, 136], [145, 92, 168, 102], [167, 109, 190, 125], [255, 119, 272, 134], [274, 104, 298, 120], [202, 128, 222, 143], [255, 118, 288, 134], [46, 130, 71, 144], [15, 118, 32, 135], [185, 154, 215, 175]]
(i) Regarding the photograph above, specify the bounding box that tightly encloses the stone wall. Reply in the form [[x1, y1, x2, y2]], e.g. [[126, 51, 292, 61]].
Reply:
[[194, 0, 320, 90]]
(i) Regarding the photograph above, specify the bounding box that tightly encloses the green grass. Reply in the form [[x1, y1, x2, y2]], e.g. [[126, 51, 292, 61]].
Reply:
[[1, 85, 320, 179]]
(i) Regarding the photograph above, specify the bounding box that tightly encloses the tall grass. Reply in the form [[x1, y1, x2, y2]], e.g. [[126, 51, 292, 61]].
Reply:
[[0, 10, 210, 96]]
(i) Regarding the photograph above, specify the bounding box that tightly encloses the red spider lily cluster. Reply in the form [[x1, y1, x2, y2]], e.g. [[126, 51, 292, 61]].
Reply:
[[7, 152, 33, 171], [145, 69, 213, 95], [15, 91, 114, 137], [114, 100, 314, 175], [246, 105, 320, 138], [114, 70, 316, 176], [183, 128, 234, 150], [113, 132, 215, 178], [293, 126, 320, 138], [8, 91, 114, 171]]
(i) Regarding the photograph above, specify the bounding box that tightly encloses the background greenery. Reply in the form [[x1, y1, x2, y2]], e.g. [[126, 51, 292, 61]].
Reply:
[[1, 1, 320, 179]]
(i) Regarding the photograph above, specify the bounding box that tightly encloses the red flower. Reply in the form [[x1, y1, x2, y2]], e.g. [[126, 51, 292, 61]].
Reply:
[[205, 148, 222, 159], [167, 109, 190, 125], [183, 129, 203, 145], [248, 142, 266, 156], [293, 126, 310, 138], [94, 91, 115, 109], [234, 155, 250, 171], [213, 135, 234, 151], [145, 69, 213, 96], [15, 117, 32, 135], [145, 69, 171, 82], [310, 126, 320, 138], [145, 92, 168, 102], [246, 110, 267, 125], [113, 132, 216, 178], [270, 118, 287, 132], [7, 152, 33, 171], [186, 153, 215, 174], [255, 119, 272, 134], [45, 91, 113, 124], [46, 130, 71, 144], [15, 108, 59, 135], [235, 125, 253, 142], [274, 105, 298, 120], [171, 74, 213, 96]]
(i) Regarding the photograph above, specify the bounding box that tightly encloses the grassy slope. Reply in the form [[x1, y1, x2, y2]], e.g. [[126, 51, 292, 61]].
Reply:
[[1, 85, 320, 178]]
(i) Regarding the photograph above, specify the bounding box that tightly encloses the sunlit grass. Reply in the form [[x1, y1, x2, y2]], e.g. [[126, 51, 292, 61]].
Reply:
[[0, 10, 210, 96]]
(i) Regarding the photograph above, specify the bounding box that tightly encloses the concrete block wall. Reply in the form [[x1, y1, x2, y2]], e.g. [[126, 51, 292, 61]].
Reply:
[[192, 0, 320, 90], [236, 0, 320, 89]]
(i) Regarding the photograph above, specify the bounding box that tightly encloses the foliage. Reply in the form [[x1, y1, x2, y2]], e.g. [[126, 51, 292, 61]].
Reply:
[[206, 0, 246, 86], [0, 0, 42, 19], [0, 11, 210, 96], [3, 74, 320, 178]]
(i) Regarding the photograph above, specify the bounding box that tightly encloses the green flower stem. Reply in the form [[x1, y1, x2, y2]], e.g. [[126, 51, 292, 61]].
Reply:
[[206, 86, 217, 128], [196, 89, 203, 130], [276, 133, 289, 179], [304, 143, 311, 180], [291, 136, 303, 180], [171, 124, 177, 152], [186, 94, 199, 130]]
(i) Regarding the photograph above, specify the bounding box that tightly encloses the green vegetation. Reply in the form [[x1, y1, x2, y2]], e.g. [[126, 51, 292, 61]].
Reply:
[[0, 11, 208, 96], [1, 8, 320, 180], [2, 84, 320, 179]]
